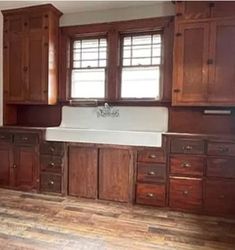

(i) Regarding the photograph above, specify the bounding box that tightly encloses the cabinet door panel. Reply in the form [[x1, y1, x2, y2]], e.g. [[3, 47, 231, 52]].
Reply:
[[173, 22, 209, 105], [68, 146, 98, 199], [208, 20, 235, 104], [26, 14, 48, 103], [14, 146, 38, 191], [4, 15, 26, 103], [99, 148, 133, 202], [0, 144, 13, 186]]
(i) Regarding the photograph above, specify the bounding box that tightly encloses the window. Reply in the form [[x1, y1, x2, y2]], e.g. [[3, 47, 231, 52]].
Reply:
[[121, 33, 162, 99], [71, 38, 107, 99]]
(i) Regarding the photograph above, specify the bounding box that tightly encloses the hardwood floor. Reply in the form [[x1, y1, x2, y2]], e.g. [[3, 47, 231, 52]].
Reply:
[[0, 189, 234, 250]]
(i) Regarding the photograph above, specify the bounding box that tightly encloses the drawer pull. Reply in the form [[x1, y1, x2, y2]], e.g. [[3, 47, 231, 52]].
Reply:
[[49, 162, 55, 167], [147, 171, 156, 176], [50, 147, 55, 153], [181, 162, 191, 168], [22, 137, 28, 141], [146, 193, 155, 198], [49, 180, 54, 185], [149, 154, 157, 159], [12, 164, 17, 169], [183, 145, 193, 151], [183, 190, 189, 196], [219, 147, 229, 153]]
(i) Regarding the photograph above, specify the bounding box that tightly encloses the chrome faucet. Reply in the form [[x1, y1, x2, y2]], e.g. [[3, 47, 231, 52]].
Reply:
[[97, 103, 119, 118]]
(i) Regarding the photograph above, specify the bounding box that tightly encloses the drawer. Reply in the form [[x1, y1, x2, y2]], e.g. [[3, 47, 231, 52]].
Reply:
[[40, 173, 61, 193], [0, 132, 13, 143], [207, 157, 235, 178], [137, 163, 165, 183], [205, 180, 235, 215], [171, 138, 205, 155], [137, 149, 165, 163], [169, 178, 203, 211], [40, 142, 64, 156], [136, 183, 166, 207], [14, 133, 38, 145], [170, 155, 205, 177], [207, 142, 235, 156], [40, 155, 63, 173]]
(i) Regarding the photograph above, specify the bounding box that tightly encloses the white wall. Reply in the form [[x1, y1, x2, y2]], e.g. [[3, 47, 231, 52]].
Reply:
[[60, 2, 175, 26]]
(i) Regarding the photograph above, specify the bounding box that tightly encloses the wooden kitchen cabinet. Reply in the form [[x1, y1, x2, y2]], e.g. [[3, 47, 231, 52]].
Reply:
[[173, 1, 235, 106], [2, 4, 62, 104], [99, 148, 134, 203], [68, 146, 98, 199], [0, 143, 13, 187]]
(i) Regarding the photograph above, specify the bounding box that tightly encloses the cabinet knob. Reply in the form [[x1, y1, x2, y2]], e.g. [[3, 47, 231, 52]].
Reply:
[[181, 162, 191, 168], [219, 146, 229, 153], [22, 137, 28, 141], [49, 162, 55, 167], [12, 164, 17, 169], [183, 190, 189, 196], [49, 180, 54, 185], [50, 147, 55, 152], [147, 171, 156, 176], [219, 194, 225, 199], [149, 154, 157, 159], [183, 145, 193, 151], [146, 193, 155, 198]]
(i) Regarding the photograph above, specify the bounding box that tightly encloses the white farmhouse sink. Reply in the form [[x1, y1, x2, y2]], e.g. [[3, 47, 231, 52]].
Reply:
[[45, 127, 163, 147]]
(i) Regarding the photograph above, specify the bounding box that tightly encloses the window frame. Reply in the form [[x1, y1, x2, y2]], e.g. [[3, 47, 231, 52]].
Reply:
[[59, 16, 173, 106], [119, 30, 164, 101]]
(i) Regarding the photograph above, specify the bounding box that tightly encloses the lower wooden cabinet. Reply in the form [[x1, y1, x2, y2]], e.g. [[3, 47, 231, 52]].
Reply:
[[68, 146, 98, 199], [169, 178, 203, 211], [136, 183, 166, 206], [14, 146, 38, 191], [40, 173, 61, 194], [205, 180, 235, 216], [99, 148, 133, 202], [0, 143, 13, 187]]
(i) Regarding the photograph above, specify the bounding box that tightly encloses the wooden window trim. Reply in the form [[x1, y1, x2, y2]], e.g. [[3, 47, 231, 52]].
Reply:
[[59, 16, 174, 106]]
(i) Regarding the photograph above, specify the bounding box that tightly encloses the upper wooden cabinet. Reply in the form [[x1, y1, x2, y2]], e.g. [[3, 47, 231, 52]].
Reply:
[[176, 1, 235, 20], [2, 4, 62, 104], [173, 2, 235, 106]]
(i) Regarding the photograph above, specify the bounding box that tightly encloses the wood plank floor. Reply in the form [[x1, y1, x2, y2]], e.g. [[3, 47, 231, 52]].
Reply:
[[0, 189, 234, 250]]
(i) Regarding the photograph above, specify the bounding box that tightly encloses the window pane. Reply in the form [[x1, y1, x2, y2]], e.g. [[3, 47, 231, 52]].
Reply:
[[71, 69, 105, 98], [121, 67, 160, 99]]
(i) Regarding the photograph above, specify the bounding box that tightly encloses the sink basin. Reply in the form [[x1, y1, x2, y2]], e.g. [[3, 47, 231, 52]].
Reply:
[[45, 127, 163, 147]]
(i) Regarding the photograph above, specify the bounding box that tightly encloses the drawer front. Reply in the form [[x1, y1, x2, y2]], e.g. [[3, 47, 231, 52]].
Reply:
[[40, 142, 64, 156], [169, 178, 203, 211], [207, 157, 235, 178], [137, 163, 165, 183], [170, 155, 205, 177], [14, 133, 38, 145], [171, 138, 205, 155], [0, 132, 13, 143], [136, 183, 166, 207], [138, 149, 165, 163], [40, 173, 61, 193], [205, 180, 235, 215], [40, 156, 63, 173], [207, 142, 235, 156]]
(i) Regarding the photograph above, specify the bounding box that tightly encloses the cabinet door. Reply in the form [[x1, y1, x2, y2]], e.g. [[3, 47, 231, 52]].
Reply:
[[0, 144, 13, 187], [26, 13, 48, 103], [68, 146, 98, 199], [173, 22, 210, 105], [208, 19, 235, 104], [14, 146, 38, 191], [4, 15, 26, 103], [99, 148, 133, 202], [211, 2, 235, 18]]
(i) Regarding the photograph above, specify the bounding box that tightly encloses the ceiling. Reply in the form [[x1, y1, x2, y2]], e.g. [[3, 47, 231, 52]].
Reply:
[[0, 1, 164, 14]]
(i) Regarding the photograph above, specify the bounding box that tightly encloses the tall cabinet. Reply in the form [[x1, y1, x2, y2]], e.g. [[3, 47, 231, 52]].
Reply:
[[2, 4, 62, 105], [173, 1, 235, 106]]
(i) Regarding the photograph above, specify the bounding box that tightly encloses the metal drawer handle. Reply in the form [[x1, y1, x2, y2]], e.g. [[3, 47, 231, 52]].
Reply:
[[49, 162, 55, 167], [147, 171, 156, 176], [183, 145, 193, 151], [181, 162, 191, 168], [219, 147, 229, 153], [149, 154, 157, 159], [146, 193, 155, 198], [49, 180, 54, 185], [183, 190, 189, 196]]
